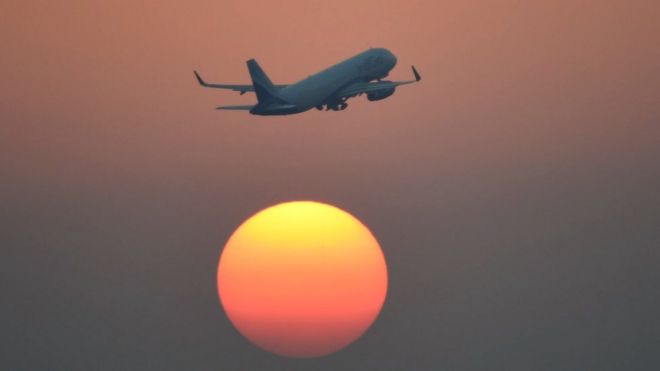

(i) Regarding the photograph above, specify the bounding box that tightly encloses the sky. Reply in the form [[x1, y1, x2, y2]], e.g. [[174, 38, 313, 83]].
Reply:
[[2, 0, 659, 369]]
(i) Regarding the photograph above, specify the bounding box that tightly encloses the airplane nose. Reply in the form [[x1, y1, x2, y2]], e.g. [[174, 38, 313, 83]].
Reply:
[[387, 51, 397, 69]]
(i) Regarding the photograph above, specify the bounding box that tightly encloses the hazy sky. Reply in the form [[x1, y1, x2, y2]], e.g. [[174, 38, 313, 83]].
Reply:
[[2, 1, 659, 370]]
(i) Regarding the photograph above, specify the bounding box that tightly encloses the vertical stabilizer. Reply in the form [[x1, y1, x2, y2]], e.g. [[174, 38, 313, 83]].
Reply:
[[246, 59, 277, 103]]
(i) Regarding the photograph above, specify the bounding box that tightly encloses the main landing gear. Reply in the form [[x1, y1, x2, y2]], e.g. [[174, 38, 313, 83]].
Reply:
[[319, 99, 348, 111], [331, 103, 348, 111]]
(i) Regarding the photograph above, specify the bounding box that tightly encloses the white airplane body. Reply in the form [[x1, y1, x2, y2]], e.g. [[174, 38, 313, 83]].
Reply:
[[194, 48, 420, 115]]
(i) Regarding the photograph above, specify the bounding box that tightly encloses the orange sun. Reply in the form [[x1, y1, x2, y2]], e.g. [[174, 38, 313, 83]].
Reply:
[[217, 201, 388, 358]]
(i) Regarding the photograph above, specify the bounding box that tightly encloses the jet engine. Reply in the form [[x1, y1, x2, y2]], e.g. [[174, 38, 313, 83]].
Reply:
[[367, 87, 395, 101]]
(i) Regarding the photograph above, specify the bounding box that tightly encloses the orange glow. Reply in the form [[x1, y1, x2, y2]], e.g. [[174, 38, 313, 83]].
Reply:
[[217, 201, 388, 358]]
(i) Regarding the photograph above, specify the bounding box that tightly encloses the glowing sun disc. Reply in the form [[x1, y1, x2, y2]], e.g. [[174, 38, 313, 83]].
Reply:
[[217, 201, 388, 358]]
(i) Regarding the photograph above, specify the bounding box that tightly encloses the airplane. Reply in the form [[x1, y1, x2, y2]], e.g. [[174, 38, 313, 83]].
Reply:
[[194, 48, 420, 115]]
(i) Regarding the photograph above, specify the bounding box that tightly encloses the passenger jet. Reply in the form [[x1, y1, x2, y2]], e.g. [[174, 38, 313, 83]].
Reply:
[[194, 48, 420, 115]]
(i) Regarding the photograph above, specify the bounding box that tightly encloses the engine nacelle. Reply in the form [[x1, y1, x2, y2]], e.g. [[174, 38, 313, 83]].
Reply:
[[367, 87, 395, 101]]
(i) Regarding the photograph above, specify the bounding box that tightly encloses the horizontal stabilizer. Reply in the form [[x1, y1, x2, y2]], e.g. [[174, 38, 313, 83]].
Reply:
[[216, 105, 254, 110]]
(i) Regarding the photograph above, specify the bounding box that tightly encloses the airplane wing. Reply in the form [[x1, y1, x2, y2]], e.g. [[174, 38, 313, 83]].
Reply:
[[194, 71, 287, 95], [335, 65, 421, 98]]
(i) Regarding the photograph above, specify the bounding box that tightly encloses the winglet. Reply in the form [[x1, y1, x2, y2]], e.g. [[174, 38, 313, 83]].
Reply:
[[412, 66, 421, 82], [194, 70, 207, 86]]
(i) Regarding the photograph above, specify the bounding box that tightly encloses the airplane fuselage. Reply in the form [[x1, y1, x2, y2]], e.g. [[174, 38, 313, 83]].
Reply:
[[254, 48, 397, 115]]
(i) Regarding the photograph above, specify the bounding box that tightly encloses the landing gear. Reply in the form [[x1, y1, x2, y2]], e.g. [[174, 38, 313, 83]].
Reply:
[[325, 99, 348, 111], [326, 103, 348, 111]]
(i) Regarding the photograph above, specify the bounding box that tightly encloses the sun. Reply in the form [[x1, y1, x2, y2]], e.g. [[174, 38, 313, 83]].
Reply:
[[217, 201, 388, 358]]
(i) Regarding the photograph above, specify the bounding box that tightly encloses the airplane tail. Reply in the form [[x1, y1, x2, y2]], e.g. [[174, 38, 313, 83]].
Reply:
[[247, 59, 278, 104]]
